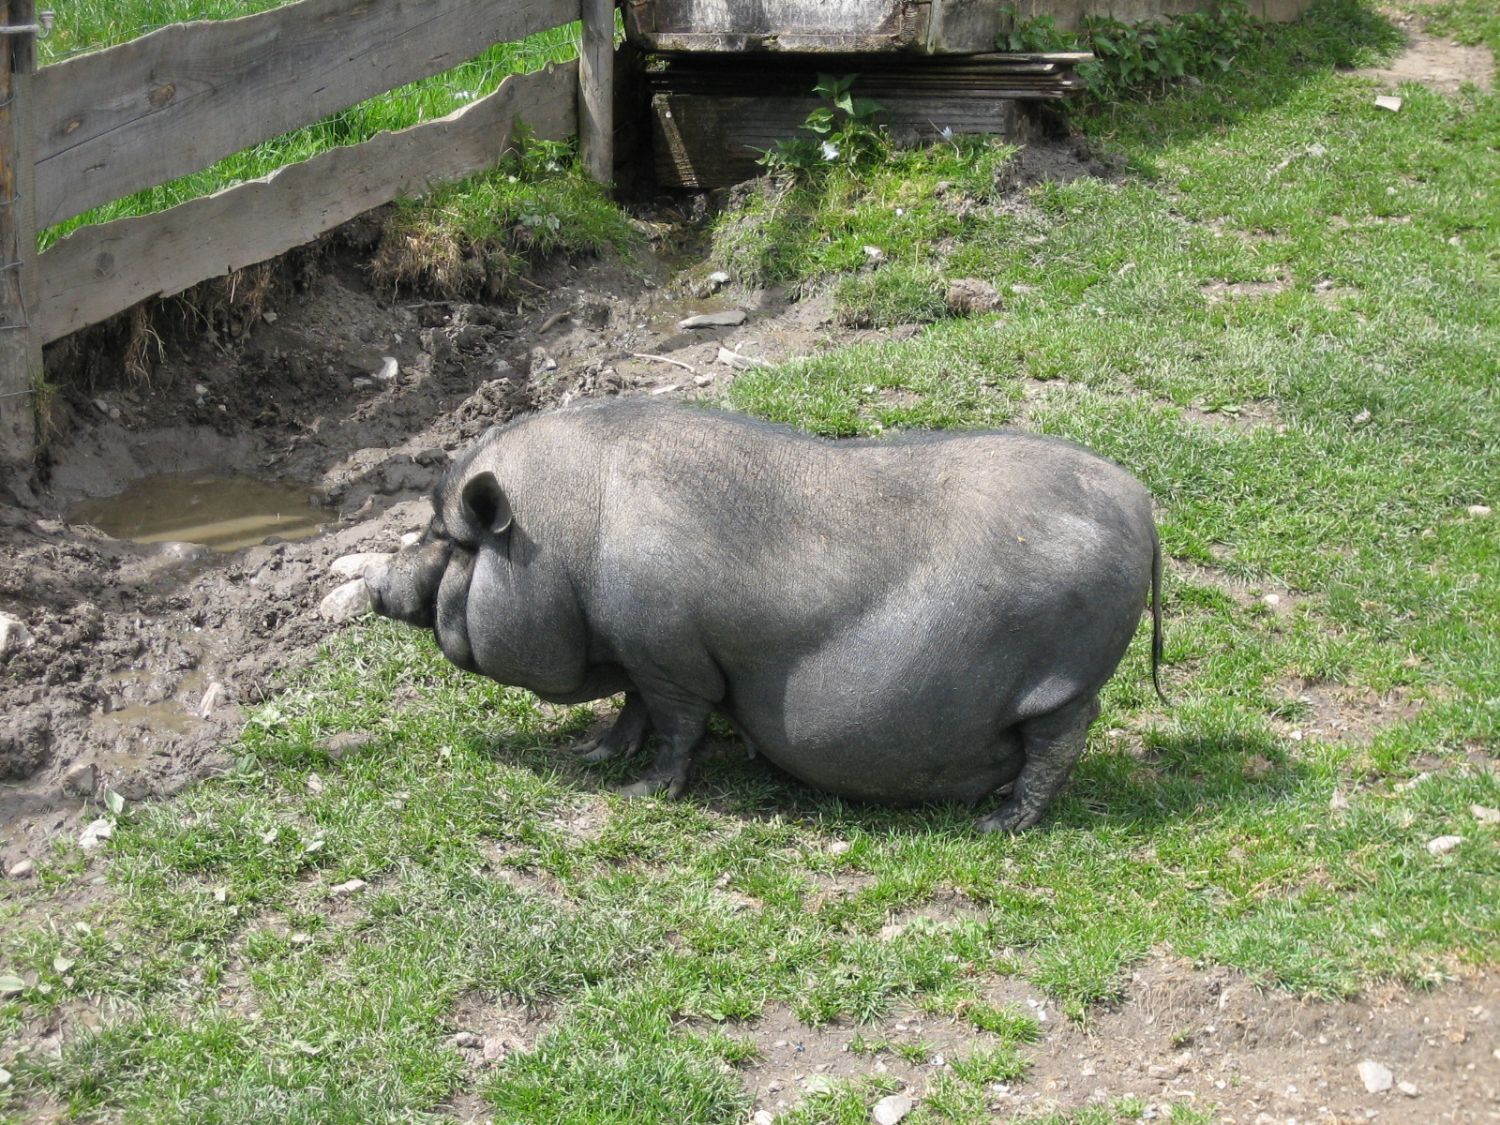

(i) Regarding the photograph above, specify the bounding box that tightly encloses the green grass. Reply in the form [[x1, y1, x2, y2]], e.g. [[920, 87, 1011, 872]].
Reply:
[[4, 0, 1499, 1120]]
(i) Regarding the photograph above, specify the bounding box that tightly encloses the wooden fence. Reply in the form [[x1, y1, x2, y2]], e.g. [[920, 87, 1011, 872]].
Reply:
[[0, 0, 614, 469]]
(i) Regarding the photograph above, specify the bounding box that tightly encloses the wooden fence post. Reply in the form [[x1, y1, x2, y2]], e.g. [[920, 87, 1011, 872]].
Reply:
[[579, 0, 614, 184], [0, 0, 39, 475]]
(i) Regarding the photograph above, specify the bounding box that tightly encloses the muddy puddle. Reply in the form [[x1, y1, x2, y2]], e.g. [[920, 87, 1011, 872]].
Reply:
[[72, 474, 327, 552]]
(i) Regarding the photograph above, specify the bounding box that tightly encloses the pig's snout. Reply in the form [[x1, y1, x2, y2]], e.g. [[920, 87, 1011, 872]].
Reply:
[[366, 539, 449, 629]]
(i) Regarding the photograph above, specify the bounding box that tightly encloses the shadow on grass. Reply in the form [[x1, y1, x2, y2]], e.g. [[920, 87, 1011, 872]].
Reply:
[[1079, 0, 1408, 156], [477, 716, 1311, 842]]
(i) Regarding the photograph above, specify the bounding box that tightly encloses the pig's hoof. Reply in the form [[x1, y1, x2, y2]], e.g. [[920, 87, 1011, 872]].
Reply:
[[616, 776, 668, 799], [975, 801, 1043, 834], [616, 774, 686, 799], [572, 737, 620, 763]]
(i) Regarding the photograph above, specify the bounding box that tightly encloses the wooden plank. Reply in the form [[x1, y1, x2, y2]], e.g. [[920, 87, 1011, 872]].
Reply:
[[654, 91, 1027, 189], [37, 62, 577, 345], [33, 0, 582, 230], [0, 0, 39, 470], [579, 0, 614, 183]]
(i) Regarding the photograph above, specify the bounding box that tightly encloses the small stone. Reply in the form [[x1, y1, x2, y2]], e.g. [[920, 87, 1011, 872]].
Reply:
[[197, 681, 225, 719], [400, 530, 423, 548], [752, 1112, 775, 1125], [1353, 408, 1373, 425], [321, 731, 374, 761], [1470, 804, 1500, 824], [319, 578, 373, 622], [1426, 835, 1464, 856], [678, 310, 747, 329], [78, 817, 113, 851], [1467, 504, 1491, 518], [826, 840, 852, 856], [1307, 143, 1327, 157], [0, 611, 33, 660], [262, 310, 278, 324], [946, 278, 1002, 316], [454, 1031, 482, 1049], [1262, 593, 1281, 607], [1358, 1059, 1393, 1093], [374, 357, 400, 382], [307, 773, 325, 795], [693, 374, 714, 387], [863, 245, 885, 263], [1397, 1081, 1419, 1097], [872, 1093, 913, 1124], [6, 859, 34, 878], [61, 762, 98, 797], [329, 878, 367, 898], [1148, 1064, 1179, 1080], [351, 377, 375, 391], [329, 552, 393, 580], [717, 347, 770, 371], [1375, 95, 1403, 112]]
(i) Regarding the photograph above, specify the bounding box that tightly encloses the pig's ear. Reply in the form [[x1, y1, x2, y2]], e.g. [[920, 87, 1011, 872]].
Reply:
[[460, 471, 513, 536]]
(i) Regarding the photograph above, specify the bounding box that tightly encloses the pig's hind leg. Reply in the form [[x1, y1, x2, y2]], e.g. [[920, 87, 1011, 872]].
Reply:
[[573, 691, 652, 763], [975, 693, 1100, 834]]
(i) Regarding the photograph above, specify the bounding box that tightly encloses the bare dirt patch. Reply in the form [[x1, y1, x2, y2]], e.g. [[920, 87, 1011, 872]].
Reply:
[[1354, 24, 1494, 95], [1199, 278, 1293, 304], [1008, 957, 1499, 1124], [1273, 676, 1427, 745]]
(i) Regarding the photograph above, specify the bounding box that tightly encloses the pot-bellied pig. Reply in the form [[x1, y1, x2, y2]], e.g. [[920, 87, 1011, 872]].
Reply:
[[368, 398, 1165, 832]]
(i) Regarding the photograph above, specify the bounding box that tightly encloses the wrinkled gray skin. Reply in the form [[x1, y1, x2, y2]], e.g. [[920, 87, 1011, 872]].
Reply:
[[368, 399, 1165, 832]]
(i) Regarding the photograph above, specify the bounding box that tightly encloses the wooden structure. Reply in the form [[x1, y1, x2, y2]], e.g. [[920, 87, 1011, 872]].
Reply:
[[634, 0, 1319, 187], [0, 0, 617, 471]]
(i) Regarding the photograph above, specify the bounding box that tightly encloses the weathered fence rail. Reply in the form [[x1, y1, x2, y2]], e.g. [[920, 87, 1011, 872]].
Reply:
[[0, 0, 612, 472]]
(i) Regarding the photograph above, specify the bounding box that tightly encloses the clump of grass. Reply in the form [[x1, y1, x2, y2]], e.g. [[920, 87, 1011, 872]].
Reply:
[[372, 133, 639, 298]]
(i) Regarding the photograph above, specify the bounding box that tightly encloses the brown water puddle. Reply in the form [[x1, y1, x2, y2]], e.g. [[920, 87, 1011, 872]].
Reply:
[[73, 474, 326, 552]]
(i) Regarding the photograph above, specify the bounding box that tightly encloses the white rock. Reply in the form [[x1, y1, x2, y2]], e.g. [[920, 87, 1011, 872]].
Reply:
[[400, 530, 423, 548], [863, 245, 886, 263], [1358, 1059, 1393, 1093], [1426, 835, 1464, 856], [678, 310, 747, 329], [78, 817, 113, 851], [693, 374, 714, 387], [1262, 593, 1281, 607], [329, 878, 367, 898], [6, 859, 34, 878], [319, 578, 373, 622], [0, 611, 33, 659], [826, 840, 852, 856], [1375, 95, 1403, 112], [1397, 1081, 1419, 1097], [650, 383, 681, 396], [375, 357, 400, 382], [197, 681, 225, 719], [717, 347, 771, 371], [752, 1112, 775, 1125], [1467, 504, 1492, 517], [1470, 804, 1500, 824], [872, 1093, 914, 1124], [454, 1031, 482, 1049], [329, 552, 393, 580]]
